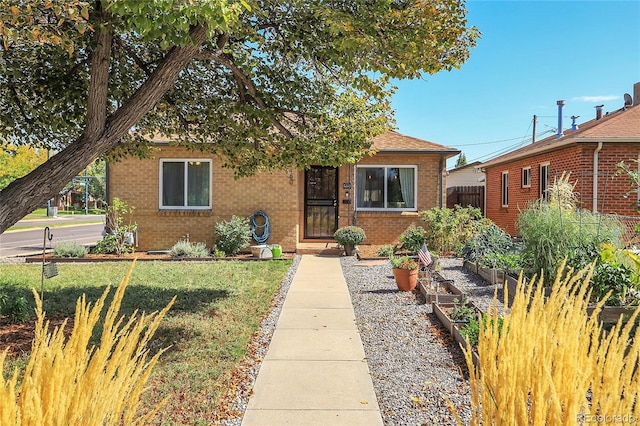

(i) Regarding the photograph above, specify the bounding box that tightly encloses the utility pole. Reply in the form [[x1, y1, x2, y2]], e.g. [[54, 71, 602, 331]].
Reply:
[[532, 115, 537, 144]]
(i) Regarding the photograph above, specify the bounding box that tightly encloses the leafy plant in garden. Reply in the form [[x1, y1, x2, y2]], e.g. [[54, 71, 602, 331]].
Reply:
[[450, 297, 476, 322], [590, 243, 640, 305], [461, 224, 514, 265], [93, 197, 136, 256], [0, 291, 31, 324], [215, 215, 252, 256], [421, 206, 491, 255], [377, 244, 397, 257], [333, 226, 366, 246], [53, 241, 88, 258], [517, 197, 626, 286], [389, 255, 418, 270], [399, 225, 427, 255], [170, 240, 210, 258]]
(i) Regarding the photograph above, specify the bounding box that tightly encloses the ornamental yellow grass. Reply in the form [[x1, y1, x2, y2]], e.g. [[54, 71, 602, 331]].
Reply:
[[462, 261, 639, 425], [0, 260, 175, 425]]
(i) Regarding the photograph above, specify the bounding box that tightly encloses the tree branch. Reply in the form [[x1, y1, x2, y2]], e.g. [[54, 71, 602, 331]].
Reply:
[[84, 6, 113, 140], [195, 47, 294, 139]]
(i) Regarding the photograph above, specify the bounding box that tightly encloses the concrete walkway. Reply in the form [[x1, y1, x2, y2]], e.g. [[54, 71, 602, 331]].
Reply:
[[241, 255, 383, 426]]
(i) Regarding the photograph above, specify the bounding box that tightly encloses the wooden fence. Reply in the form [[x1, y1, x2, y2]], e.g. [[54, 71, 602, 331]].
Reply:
[[446, 185, 485, 214]]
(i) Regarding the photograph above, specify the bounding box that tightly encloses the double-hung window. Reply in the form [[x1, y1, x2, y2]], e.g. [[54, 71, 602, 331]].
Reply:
[[160, 159, 211, 209], [355, 166, 417, 210]]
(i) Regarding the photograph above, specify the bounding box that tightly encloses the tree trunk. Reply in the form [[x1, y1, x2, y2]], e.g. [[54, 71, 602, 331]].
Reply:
[[0, 25, 209, 234]]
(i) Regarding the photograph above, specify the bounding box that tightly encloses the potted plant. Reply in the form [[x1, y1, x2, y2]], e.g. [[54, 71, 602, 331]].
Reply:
[[390, 255, 419, 291], [333, 226, 366, 256]]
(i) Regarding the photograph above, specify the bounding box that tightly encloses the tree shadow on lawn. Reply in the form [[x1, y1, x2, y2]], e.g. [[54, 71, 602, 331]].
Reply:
[[41, 284, 230, 316], [1, 285, 230, 357]]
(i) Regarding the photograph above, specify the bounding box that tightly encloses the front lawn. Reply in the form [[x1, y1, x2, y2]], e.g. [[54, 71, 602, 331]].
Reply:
[[0, 260, 292, 424]]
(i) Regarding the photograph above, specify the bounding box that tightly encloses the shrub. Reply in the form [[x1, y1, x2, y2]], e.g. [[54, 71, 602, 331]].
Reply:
[[333, 226, 366, 246], [93, 197, 136, 256], [0, 292, 31, 324], [0, 262, 174, 425], [215, 215, 252, 256], [399, 225, 426, 255], [54, 241, 88, 258], [461, 224, 515, 265], [377, 244, 397, 257], [461, 262, 640, 424], [517, 202, 626, 286], [421, 206, 491, 255], [170, 240, 210, 258]]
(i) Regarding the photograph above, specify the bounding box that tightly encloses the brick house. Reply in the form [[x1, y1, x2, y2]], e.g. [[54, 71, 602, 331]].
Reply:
[[106, 130, 459, 252], [480, 83, 640, 236]]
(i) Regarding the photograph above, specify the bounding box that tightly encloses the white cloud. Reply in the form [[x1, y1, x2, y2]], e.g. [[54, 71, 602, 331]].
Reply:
[[571, 95, 620, 102]]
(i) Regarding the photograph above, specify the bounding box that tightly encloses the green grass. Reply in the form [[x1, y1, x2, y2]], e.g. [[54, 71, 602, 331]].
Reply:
[[0, 260, 292, 424]]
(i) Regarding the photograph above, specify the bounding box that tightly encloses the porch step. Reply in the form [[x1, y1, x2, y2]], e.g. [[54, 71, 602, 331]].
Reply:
[[296, 243, 343, 256]]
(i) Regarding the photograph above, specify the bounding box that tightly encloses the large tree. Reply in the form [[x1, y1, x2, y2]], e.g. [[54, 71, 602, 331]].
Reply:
[[0, 0, 479, 233]]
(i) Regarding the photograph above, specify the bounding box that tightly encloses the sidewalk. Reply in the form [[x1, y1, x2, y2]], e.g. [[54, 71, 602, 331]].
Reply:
[[241, 255, 383, 426]]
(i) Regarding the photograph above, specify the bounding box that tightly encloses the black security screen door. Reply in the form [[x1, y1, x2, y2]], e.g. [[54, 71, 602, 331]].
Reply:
[[305, 166, 338, 238]]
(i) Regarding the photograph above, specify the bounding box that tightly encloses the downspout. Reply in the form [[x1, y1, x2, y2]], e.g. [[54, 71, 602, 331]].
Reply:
[[352, 163, 357, 225], [592, 141, 603, 213], [439, 155, 444, 208]]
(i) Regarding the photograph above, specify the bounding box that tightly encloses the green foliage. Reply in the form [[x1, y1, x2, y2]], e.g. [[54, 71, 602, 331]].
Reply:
[[455, 152, 467, 168], [450, 297, 476, 322], [93, 197, 136, 256], [333, 226, 366, 246], [590, 243, 640, 305], [170, 240, 210, 258], [0, 145, 47, 191], [460, 314, 505, 347], [389, 255, 418, 270], [481, 252, 523, 273], [517, 202, 626, 286], [377, 244, 397, 257], [399, 225, 426, 255], [0, 0, 479, 233], [53, 241, 88, 258], [421, 206, 491, 254], [0, 291, 31, 324], [215, 215, 252, 256], [461, 224, 515, 264]]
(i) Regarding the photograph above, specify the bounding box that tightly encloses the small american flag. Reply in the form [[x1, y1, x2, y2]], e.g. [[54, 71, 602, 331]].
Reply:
[[418, 243, 432, 267]]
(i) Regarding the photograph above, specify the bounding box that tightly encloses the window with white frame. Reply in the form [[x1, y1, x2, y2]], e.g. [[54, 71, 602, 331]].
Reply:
[[160, 159, 211, 209], [522, 166, 531, 188], [355, 166, 417, 210], [540, 163, 550, 201], [501, 171, 509, 207]]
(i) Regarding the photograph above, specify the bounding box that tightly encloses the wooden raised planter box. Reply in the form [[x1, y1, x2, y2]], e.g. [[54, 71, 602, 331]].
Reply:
[[432, 302, 481, 368], [419, 277, 465, 304], [477, 266, 505, 285]]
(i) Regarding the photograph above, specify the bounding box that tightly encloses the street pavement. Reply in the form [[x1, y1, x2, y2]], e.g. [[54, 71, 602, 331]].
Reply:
[[0, 215, 105, 258]]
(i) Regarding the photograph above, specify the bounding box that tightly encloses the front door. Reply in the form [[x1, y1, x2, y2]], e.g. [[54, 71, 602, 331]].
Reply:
[[304, 166, 338, 238]]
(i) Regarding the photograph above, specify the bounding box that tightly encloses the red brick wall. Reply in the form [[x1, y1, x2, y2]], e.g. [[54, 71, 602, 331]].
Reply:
[[485, 143, 640, 235]]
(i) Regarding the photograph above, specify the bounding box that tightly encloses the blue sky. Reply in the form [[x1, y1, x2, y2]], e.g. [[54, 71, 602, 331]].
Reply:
[[390, 0, 640, 169]]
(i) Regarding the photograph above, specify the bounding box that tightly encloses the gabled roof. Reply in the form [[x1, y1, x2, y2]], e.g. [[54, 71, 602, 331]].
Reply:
[[371, 130, 460, 157], [481, 104, 640, 168], [447, 161, 482, 174]]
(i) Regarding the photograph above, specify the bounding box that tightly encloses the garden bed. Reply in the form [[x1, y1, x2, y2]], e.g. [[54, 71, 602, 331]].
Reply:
[[25, 251, 295, 263]]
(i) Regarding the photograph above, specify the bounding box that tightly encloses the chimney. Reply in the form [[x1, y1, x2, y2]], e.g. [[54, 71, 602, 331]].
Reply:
[[570, 115, 579, 131], [634, 81, 640, 106], [595, 104, 604, 120], [556, 100, 565, 138]]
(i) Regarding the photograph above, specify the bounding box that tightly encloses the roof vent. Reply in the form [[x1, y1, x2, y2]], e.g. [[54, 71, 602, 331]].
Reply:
[[624, 93, 633, 108], [556, 100, 565, 138], [595, 104, 604, 120], [570, 115, 580, 131]]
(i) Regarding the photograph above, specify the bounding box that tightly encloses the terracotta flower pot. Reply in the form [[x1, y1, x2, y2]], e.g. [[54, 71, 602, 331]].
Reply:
[[393, 268, 418, 291]]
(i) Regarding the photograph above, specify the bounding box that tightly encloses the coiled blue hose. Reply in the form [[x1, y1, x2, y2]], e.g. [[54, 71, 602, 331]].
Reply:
[[251, 210, 270, 244]]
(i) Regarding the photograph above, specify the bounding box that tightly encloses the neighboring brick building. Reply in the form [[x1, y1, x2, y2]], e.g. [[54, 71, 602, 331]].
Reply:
[[481, 83, 640, 236], [107, 131, 459, 252]]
